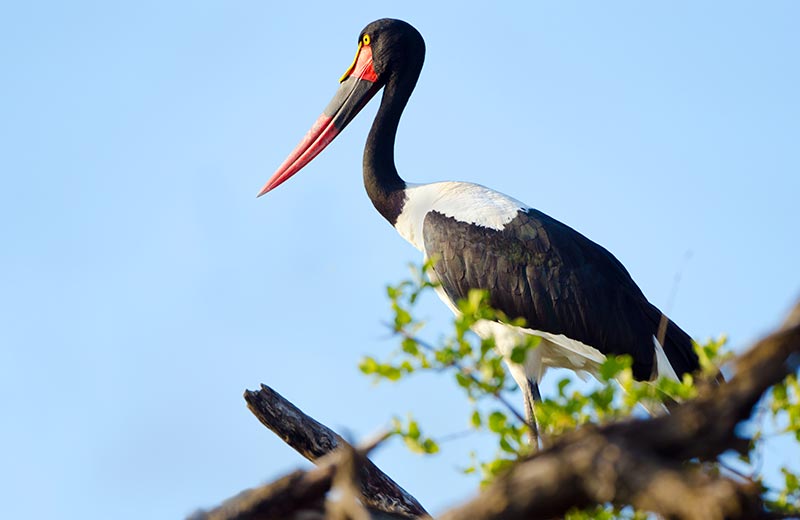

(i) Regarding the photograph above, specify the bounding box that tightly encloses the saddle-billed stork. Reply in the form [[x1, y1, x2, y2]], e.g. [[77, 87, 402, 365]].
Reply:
[[258, 18, 699, 436]]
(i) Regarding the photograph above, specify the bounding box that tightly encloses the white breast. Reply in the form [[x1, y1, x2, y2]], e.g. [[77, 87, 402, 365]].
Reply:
[[394, 181, 527, 251]]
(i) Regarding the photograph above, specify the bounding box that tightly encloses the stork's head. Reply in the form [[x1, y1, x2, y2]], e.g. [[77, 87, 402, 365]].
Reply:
[[257, 19, 424, 197]]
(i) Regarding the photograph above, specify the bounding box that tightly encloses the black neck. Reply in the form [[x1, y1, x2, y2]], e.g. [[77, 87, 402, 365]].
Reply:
[[362, 70, 418, 225]]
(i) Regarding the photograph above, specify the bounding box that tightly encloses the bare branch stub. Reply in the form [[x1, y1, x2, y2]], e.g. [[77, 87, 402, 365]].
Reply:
[[245, 384, 341, 461], [244, 384, 429, 519]]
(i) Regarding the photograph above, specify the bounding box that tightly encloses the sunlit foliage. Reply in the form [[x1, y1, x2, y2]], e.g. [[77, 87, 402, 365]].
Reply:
[[359, 263, 799, 516]]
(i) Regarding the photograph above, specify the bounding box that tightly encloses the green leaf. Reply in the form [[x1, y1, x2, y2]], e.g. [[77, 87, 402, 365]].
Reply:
[[401, 337, 419, 355], [499, 437, 515, 454], [378, 364, 403, 381], [483, 458, 513, 479], [421, 438, 440, 454], [510, 345, 527, 364], [394, 307, 412, 328], [359, 357, 378, 374], [455, 371, 471, 389], [468, 289, 485, 313], [488, 411, 507, 433], [470, 410, 482, 428], [557, 378, 570, 396], [599, 355, 631, 381], [784, 467, 799, 490], [407, 419, 420, 439]]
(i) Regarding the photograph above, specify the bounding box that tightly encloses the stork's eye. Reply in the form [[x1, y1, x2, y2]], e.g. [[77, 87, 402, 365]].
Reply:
[[362, 34, 371, 45]]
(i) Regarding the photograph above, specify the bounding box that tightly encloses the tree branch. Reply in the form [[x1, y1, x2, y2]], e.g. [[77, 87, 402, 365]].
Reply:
[[188, 464, 333, 520], [243, 384, 429, 519], [188, 445, 414, 520], [440, 299, 800, 520], [193, 300, 799, 520]]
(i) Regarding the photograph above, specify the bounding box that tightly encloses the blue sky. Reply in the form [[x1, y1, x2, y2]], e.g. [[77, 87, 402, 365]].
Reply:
[[1, 2, 799, 518]]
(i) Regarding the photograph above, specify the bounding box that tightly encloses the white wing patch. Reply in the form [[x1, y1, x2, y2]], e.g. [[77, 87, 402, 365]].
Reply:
[[394, 181, 527, 251], [653, 335, 680, 382], [426, 252, 607, 384], [471, 319, 607, 383]]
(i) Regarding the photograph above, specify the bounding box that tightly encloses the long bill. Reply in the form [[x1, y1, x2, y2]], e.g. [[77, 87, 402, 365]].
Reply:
[[257, 43, 381, 197]]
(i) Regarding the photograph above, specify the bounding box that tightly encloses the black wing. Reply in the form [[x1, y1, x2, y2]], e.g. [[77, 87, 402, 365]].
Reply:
[[422, 208, 698, 380]]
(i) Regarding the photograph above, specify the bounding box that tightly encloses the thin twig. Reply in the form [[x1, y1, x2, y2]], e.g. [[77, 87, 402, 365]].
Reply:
[[390, 324, 532, 430]]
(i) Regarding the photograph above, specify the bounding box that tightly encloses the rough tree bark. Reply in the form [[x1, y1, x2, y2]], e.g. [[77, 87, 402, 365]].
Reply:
[[244, 384, 429, 519], [188, 385, 428, 520], [191, 299, 800, 520]]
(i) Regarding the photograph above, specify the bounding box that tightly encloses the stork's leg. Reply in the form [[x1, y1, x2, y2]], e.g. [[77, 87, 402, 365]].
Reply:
[[522, 377, 542, 449]]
